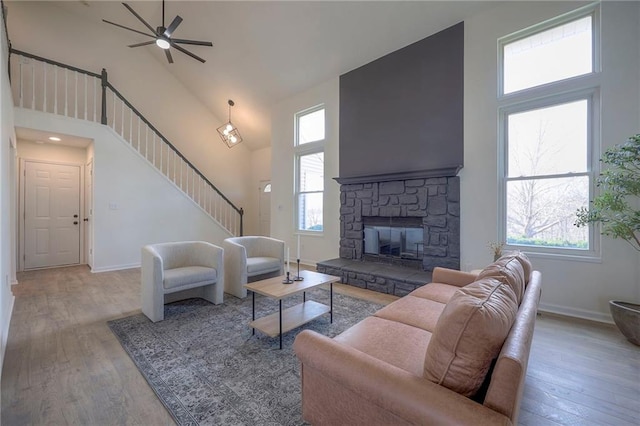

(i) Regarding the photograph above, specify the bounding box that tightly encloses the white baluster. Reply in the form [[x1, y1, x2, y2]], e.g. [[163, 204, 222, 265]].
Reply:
[[129, 108, 133, 144], [120, 98, 124, 136], [64, 68, 68, 116], [18, 62, 23, 108], [53, 65, 58, 114], [31, 61, 35, 109], [74, 72, 78, 118], [84, 74, 88, 120], [43, 62, 47, 112], [93, 77, 97, 122]]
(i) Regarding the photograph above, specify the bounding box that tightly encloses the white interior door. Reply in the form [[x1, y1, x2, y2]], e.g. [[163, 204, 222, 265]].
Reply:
[[259, 181, 271, 236], [24, 161, 81, 269]]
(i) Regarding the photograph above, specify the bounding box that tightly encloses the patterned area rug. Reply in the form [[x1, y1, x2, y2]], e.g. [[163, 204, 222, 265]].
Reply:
[[108, 288, 382, 425]]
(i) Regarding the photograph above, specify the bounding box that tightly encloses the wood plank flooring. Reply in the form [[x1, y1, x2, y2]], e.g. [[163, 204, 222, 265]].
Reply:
[[2, 265, 639, 425]]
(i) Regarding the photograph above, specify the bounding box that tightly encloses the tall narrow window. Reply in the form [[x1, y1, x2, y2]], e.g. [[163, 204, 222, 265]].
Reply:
[[295, 106, 325, 232], [499, 7, 599, 255]]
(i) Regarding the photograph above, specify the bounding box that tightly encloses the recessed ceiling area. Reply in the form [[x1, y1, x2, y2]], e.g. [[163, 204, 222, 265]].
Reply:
[[16, 127, 93, 149]]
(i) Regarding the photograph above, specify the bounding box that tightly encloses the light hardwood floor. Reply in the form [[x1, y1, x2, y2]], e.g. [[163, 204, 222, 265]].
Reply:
[[2, 266, 639, 425]]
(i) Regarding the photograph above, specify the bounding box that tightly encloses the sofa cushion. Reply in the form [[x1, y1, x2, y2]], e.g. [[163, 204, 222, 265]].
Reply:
[[163, 266, 217, 290], [409, 283, 460, 304], [507, 251, 532, 285], [335, 316, 432, 377], [477, 256, 525, 304], [246, 256, 281, 275], [423, 278, 518, 397], [374, 296, 446, 333]]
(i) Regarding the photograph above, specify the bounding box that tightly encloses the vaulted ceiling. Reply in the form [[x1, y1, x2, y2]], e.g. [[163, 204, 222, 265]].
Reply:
[[10, 1, 499, 151]]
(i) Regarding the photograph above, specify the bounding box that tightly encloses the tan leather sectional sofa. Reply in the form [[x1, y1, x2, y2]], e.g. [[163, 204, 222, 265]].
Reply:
[[294, 252, 541, 425]]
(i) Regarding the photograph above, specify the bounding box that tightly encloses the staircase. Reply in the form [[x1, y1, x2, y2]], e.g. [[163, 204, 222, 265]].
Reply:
[[9, 49, 243, 236]]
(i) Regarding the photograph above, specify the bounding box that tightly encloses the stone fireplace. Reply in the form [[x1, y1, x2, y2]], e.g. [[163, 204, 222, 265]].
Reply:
[[339, 177, 460, 271], [317, 175, 460, 296]]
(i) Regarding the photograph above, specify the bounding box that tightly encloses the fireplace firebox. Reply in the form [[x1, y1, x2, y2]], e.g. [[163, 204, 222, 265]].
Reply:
[[363, 217, 424, 263]]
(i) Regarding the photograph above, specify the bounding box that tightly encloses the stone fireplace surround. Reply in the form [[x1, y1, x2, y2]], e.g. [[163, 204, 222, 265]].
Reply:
[[317, 175, 460, 296]]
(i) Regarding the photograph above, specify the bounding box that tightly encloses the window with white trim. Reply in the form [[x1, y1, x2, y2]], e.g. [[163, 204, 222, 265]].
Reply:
[[498, 6, 599, 254], [295, 106, 325, 232]]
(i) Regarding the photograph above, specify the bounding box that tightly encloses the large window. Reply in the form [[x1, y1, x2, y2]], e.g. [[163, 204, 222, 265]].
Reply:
[[295, 106, 325, 232], [499, 7, 599, 255]]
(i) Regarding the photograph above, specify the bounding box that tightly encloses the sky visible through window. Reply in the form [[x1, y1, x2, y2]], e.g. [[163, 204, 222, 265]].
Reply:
[[298, 109, 325, 145], [503, 15, 592, 94]]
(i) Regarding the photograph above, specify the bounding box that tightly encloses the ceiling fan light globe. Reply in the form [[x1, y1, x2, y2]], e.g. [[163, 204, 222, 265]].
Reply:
[[156, 38, 171, 49]]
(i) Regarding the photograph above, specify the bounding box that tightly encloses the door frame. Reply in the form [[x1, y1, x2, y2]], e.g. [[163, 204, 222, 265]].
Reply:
[[18, 158, 86, 271], [258, 180, 271, 237]]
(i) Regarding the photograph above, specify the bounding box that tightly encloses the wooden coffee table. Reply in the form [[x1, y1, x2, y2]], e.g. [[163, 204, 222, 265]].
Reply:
[[244, 270, 340, 349]]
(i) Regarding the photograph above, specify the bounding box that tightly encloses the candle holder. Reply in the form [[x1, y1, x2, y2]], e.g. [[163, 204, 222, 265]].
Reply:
[[293, 259, 304, 281], [282, 271, 294, 284]]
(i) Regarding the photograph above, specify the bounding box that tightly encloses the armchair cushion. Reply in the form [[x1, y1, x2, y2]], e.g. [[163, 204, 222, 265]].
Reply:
[[246, 256, 281, 275], [163, 266, 217, 290]]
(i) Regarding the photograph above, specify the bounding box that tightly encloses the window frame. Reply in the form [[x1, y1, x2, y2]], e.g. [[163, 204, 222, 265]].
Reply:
[[294, 104, 325, 234], [497, 5, 601, 260]]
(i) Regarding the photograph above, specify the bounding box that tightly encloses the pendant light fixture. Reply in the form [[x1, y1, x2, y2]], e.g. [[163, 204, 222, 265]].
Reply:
[[217, 99, 243, 148]]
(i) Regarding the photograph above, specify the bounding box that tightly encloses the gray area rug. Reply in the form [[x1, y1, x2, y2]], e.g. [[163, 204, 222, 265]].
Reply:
[[108, 288, 382, 425]]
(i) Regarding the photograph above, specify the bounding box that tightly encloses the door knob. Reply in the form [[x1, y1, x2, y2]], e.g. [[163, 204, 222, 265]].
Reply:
[[74, 214, 78, 218], [83, 218, 89, 222], [73, 221, 78, 225]]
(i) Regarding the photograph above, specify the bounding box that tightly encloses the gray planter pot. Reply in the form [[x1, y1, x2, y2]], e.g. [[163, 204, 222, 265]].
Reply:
[[609, 300, 640, 346]]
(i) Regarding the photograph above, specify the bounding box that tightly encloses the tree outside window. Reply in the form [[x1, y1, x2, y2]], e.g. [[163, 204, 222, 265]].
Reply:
[[295, 106, 325, 232]]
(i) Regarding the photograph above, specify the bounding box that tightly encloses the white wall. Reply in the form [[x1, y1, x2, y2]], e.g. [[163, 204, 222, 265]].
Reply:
[[0, 6, 16, 380], [7, 1, 256, 234], [249, 146, 272, 235], [462, 1, 640, 322], [17, 140, 87, 164], [271, 2, 640, 322], [271, 78, 340, 265], [15, 108, 232, 272]]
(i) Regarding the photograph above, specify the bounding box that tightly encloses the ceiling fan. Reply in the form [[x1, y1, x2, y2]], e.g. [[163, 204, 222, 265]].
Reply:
[[103, 1, 213, 64]]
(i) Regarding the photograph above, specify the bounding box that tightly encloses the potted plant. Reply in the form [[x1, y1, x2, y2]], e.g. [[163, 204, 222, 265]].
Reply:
[[575, 134, 640, 345]]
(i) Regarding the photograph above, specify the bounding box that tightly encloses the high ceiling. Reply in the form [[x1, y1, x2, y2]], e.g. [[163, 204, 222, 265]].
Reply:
[[32, 1, 498, 151]]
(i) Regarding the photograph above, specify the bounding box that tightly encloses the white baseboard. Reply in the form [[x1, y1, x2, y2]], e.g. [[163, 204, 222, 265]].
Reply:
[[11, 279, 18, 286], [538, 302, 614, 324], [91, 263, 141, 273]]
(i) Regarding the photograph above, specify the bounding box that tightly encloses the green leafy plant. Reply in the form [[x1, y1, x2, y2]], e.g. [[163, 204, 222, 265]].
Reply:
[[575, 134, 640, 251]]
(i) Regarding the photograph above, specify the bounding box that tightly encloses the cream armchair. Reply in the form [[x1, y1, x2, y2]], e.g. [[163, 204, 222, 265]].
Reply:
[[223, 236, 285, 298], [141, 241, 224, 322]]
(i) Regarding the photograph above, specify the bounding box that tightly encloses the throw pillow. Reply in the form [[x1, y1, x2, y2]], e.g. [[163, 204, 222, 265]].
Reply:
[[477, 256, 525, 304], [423, 278, 518, 397]]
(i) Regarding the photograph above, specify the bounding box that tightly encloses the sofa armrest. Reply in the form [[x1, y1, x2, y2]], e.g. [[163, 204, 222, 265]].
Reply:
[[293, 330, 511, 426], [432, 267, 479, 287]]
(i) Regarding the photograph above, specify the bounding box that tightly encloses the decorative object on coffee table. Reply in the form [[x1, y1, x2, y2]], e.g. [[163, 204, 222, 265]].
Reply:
[[576, 134, 640, 345]]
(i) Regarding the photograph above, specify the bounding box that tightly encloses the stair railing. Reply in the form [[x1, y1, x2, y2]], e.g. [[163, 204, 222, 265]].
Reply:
[[9, 49, 243, 236]]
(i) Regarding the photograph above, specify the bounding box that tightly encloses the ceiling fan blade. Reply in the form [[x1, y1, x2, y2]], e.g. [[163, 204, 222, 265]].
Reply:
[[163, 15, 183, 38], [122, 2, 158, 36], [171, 38, 213, 47], [165, 49, 174, 64], [128, 40, 156, 48], [170, 42, 206, 63], [103, 19, 155, 38]]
